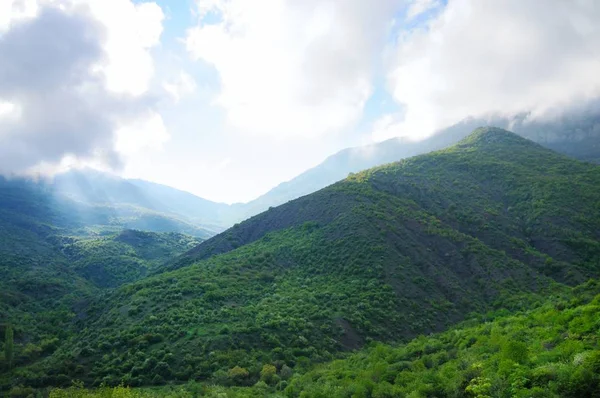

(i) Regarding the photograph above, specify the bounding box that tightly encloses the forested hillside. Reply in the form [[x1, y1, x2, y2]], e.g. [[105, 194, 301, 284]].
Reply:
[[47, 280, 600, 397], [0, 180, 202, 384], [4, 128, 599, 393]]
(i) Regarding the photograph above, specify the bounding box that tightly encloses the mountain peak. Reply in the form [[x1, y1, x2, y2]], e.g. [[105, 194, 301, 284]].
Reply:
[[457, 126, 539, 149]]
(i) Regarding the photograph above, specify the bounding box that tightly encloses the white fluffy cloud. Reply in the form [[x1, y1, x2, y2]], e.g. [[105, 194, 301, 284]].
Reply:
[[0, 0, 167, 174], [115, 112, 169, 155], [375, 0, 600, 141], [85, 0, 164, 96], [163, 71, 197, 103], [186, 0, 404, 138]]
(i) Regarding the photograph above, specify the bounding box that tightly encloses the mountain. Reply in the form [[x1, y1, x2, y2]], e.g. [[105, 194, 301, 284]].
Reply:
[[171, 126, 600, 272], [236, 111, 600, 220], [0, 173, 217, 238], [22, 110, 600, 233], [8, 128, 600, 390], [52, 169, 227, 235]]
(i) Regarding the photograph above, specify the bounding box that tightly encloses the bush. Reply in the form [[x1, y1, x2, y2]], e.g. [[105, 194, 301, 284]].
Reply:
[[260, 364, 277, 384]]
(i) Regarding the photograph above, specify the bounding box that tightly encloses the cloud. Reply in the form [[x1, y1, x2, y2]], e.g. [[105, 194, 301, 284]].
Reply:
[[374, 0, 600, 141], [0, 0, 167, 175], [0, 0, 39, 32], [405, 0, 441, 21], [163, 71, 197, 102], [115, 112, 169, 156], [215, 157, 232, 170], [84, 0, 164, 96], [186, 0, 404, 138]]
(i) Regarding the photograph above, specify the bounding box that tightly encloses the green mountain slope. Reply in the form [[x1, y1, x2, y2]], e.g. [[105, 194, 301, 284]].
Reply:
[[284, 280, 600, 398], [0, 228, 199, 381], [46, 280, 600, 397], [57, 230, 200, 288], [8, 128, 599, 390], [173, 127, 600, 274]]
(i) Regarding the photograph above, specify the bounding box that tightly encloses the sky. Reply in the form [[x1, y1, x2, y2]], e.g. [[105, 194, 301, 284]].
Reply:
[[0, 0, 599, 203]]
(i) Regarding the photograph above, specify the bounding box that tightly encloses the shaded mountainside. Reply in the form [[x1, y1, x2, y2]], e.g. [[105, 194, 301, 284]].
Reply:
[[8, 128, 600, 390], [172, 127, 600, 273], [0, 175, 216, 238]]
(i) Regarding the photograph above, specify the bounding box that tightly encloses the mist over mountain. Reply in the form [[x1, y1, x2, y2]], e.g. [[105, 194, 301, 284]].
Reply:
[[235, 109, 600, 222], [52, 169, 228, 234], [15, 108, 598, 236]]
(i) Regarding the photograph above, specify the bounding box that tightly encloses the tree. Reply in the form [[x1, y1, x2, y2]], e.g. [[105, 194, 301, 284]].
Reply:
[[502, 340, 529, 364], [4, 324, 14, 370], [228, 366, 250, 385], [280, 364, 293, 380], [260, 364, 277, 384]]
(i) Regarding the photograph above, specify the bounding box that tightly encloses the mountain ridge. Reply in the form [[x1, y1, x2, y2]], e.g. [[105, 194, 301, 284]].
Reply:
[[170, 126, 594, 272], [18, 111, 599, 234], [232, 113, 600, 222]]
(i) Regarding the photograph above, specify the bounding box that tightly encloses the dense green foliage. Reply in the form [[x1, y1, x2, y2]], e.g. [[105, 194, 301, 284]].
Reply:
[[60, 230, 200, 288], [3, 325, 14, 371], [45, 280, 600, 397], [284, 280, 600, 398], [0, 228, 198, 374]]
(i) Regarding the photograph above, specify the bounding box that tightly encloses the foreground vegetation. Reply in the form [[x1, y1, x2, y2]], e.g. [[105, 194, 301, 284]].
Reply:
[[43, 279, 600, 397]]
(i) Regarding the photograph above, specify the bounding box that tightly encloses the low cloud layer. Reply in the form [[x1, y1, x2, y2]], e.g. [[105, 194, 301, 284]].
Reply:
[[0, 0, 166, 175], [374, 0, 600, 141]]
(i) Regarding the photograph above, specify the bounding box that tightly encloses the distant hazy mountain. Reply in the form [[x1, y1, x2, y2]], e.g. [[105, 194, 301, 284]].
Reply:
[[51, 169, 227, 236], [0, 173, 217, 238], [236, 110, 600, 220]]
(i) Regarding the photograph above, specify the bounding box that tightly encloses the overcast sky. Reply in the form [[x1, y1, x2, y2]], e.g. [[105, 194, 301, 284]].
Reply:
[[1, 0, 599, 203]]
